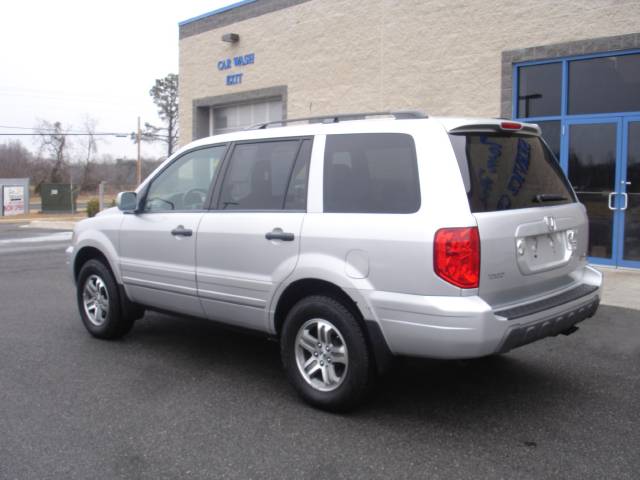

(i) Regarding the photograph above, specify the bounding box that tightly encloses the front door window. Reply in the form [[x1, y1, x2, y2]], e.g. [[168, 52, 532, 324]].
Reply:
[[144, 146, 226, 212]]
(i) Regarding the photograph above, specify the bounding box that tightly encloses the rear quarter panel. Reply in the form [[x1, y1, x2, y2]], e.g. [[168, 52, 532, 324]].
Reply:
[[276, 121, 478, 330]]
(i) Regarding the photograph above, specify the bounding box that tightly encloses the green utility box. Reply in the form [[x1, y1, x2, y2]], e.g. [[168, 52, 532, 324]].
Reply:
[[40, 183, 77, 213]]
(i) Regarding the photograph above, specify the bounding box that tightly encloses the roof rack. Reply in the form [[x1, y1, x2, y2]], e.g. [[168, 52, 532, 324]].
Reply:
[[248, 110, 428, 130]]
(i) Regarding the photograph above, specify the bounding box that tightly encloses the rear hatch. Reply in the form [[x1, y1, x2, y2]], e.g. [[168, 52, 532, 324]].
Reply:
[[448, 121, 588, 308]]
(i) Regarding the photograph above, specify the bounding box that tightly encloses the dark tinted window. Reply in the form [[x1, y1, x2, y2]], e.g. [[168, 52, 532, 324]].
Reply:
[[517, 63, 562, 117], [323, 133, 420, 213], [450, 133, 574, 213], [568, 123, 617, 193], [144, 146, 225, 212], [568, 123, 617, 258], [569, 54, 640, 114], [220, 140, 300, 210], [624, 122, 640, 261], [536, 120, 561, 161], [284, 139, 311, 210]]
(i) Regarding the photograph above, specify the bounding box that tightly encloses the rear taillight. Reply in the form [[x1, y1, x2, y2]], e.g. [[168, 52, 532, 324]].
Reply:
[[434, 227, 480, 289]]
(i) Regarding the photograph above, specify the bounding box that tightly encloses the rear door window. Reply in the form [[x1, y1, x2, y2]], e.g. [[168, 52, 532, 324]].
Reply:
[[323, 133, 420, 213], [449, 133, 575, 213], [284, 139, 312, 210], [219, 139, 309, 210]]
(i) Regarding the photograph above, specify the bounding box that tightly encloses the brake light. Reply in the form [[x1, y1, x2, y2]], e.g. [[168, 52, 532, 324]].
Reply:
[[434, 227, 480, 289], [500, 121, 522, 130]]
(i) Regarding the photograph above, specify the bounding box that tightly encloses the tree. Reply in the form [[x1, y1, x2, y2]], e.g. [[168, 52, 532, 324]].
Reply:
[[35, 120, 69, 183], [78, 116, 100, 191], [142, 73, 179, 157], [0, 140, 33, 178]]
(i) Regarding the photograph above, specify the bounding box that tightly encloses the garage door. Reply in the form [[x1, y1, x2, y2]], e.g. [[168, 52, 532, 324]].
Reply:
[[211, 98, 282, 134]]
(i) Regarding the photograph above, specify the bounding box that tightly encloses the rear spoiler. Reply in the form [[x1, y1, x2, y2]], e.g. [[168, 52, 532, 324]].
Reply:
[[448, 121, 541, 136]]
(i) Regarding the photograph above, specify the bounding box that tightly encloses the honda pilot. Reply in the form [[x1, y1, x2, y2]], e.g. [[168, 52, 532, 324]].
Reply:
[[67, 112, 602, 411]]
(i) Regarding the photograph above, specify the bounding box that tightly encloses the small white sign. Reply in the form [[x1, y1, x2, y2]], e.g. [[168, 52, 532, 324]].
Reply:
[[3, 185, 26, 216]]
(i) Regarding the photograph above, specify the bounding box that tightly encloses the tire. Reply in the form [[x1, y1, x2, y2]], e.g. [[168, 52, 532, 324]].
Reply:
[[281, 295, 374, 412], [76, 259, 135, 339]]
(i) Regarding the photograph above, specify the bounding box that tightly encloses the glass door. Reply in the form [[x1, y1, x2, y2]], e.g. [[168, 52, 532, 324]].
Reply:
[[619, 118, 640, 267], [565, 118, 623, 265]]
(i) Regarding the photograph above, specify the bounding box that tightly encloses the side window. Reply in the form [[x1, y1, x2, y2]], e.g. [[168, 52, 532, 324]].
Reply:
[[219, 140, 302, 210], [144, 145, 226, 212], [284, 139, 312, 210], [323, 133, 420, 213]]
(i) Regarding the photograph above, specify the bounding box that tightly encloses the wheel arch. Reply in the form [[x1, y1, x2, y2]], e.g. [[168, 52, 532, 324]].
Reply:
[[74, 244, 145, 321], [73, 246, 117, 282], [272, 278, 393, 374], [71, 225, 123, 285]]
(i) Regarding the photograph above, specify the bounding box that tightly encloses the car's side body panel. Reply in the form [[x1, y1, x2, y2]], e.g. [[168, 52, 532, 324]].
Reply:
[[69, 208, 124, 283], [119, 212, 206, 318], [196, 211, 305, 331]]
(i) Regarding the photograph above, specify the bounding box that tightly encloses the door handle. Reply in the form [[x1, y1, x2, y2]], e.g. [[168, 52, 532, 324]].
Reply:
[[265, 229, 294, 241], [608, 192, 617, 210], [171, 225, 193, 237], [621, 192, 628, 211]]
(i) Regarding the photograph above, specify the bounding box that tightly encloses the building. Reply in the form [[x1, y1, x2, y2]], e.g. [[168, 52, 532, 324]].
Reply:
[[178, 0, 640, 268]]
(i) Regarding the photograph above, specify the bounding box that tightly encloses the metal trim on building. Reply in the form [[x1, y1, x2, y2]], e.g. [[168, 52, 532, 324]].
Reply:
[[500, 32, 640, 118]]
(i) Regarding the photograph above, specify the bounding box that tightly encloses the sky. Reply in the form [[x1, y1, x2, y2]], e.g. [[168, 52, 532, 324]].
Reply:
[[0, 0, 236, 160]]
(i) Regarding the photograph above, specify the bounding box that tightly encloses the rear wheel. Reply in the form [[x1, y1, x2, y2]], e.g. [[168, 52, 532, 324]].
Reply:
[[281, 295, 374, 411], [76, 259, 135, 339]]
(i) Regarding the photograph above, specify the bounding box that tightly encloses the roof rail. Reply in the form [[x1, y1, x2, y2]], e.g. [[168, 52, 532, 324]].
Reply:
[[247, 110, 428, 130]]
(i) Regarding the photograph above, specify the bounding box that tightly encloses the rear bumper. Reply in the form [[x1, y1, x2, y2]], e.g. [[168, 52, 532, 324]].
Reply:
[[496, 295, 599, 353], [365, 265, 602, 359]]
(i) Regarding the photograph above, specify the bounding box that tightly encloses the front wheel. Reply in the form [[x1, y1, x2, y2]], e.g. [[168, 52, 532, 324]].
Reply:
[[76, 259, 135, 339], [281, 295, 374, 411]]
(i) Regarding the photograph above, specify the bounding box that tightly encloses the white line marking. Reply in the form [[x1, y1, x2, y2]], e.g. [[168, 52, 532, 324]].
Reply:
[[0, 231, 72, 244]]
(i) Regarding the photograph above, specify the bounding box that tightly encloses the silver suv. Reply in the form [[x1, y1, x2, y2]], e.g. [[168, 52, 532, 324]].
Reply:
[[67, 112, 602, 411]]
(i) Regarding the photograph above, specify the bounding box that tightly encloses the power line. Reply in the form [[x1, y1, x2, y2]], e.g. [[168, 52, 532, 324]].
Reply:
[[0, 131, 169, 138], [0, 125, 49, 131], [0, 132, 130, 137], [0, 124, 130, 136]]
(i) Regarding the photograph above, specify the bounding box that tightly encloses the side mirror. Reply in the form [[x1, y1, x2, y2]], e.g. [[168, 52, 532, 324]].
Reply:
[[116, 191, 138, 213]]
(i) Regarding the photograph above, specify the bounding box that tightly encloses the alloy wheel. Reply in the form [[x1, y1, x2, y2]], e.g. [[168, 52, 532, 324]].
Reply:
[[82, 274, 110, 326], [294, 318, 349, 392]]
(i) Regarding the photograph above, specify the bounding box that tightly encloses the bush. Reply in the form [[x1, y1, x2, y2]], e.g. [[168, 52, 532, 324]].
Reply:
[[86, 198, 100, 217]]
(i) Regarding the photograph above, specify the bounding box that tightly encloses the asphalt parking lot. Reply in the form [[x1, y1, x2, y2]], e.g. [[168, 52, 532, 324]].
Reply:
[[1, 223, 639, 479]]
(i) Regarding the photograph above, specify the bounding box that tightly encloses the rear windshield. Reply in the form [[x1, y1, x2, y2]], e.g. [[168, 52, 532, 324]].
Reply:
[[449, 133, 575, 213]]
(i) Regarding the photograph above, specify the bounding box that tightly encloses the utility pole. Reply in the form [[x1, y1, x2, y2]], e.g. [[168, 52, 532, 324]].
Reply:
[[136, 116, 142, 185], [70, 173, 74, 214]]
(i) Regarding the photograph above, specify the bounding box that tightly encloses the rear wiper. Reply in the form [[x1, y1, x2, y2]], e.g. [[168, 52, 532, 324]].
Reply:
[[533, 193, 568, 203]]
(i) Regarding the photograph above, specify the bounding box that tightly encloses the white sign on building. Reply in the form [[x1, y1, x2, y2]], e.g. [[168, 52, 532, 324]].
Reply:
[[2, 185, 26, 216]]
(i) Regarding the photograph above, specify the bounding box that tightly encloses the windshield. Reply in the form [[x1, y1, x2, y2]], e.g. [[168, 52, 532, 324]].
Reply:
[[449, 133, 575, 213]]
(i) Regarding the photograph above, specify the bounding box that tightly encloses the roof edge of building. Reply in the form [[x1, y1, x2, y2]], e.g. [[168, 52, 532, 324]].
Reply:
[[178, 0, 258, 27], [179, 0, 313, 40]]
